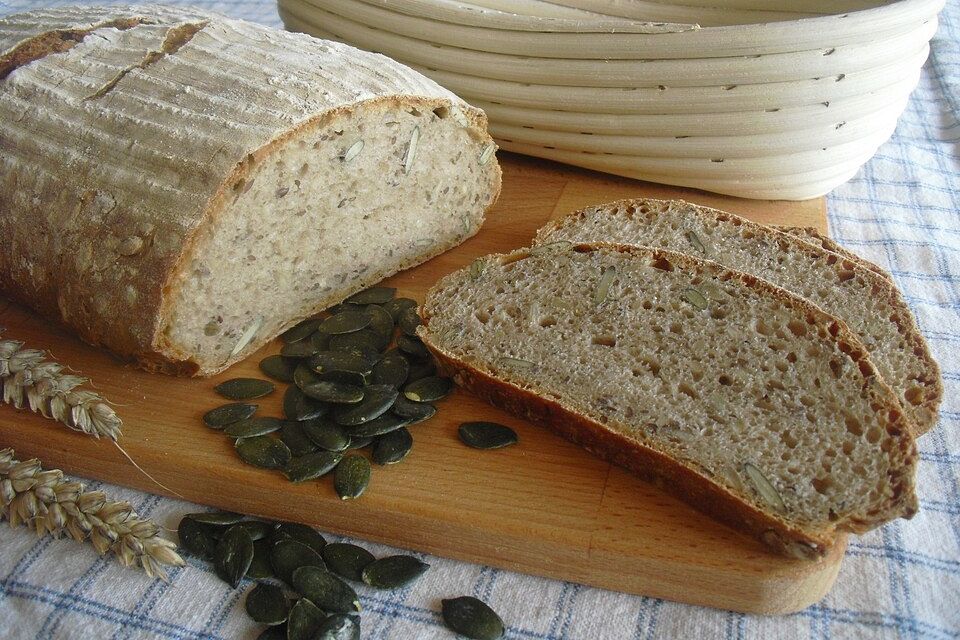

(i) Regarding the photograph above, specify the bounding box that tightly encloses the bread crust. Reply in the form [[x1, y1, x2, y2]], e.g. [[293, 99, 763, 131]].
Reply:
[[0, 6, 500, 376], [535, 198, 942, 435], [420, 243, 919, 558], [777, 225, 892, 282]]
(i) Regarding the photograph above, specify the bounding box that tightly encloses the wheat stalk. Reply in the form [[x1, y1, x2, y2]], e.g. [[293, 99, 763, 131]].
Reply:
[[0, 448, 184, 580], [0, 334, 122, 440]]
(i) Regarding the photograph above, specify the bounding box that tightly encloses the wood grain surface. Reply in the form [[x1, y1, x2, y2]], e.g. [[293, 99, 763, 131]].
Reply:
[[0, 152, 842, 614]]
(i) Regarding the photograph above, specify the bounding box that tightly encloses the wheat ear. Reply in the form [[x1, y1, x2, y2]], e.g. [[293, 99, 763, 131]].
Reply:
[[0, 448, 184, 580], [0, 334, 122, 440]]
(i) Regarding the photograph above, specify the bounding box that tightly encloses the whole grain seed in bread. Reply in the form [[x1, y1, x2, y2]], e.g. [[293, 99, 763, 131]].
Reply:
[[419, 243, 919, 557], [535, 199, 941, 435], [0, 5, 501, 376]]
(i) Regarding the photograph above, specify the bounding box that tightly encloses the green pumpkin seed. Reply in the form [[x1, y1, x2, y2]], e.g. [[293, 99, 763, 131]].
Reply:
[[743, 462, 786, 512], [371, 351, 409, 387], [285, 450, 343, 483], [346, 436, 373, 450], [214, 525, 254, 588], [382, 297, 417, 321], [302, 419, 351, 451], [319, 309, 371, 335], [317, 368, 369, 387], [235, 436, 291, 470], [282, 318, 322, 344], [333, 385, 398, 426], [342, 138, 364, 162], [398, 307, 422, 336], [363, 304, 395, 338], [280, 341, 321, 359], [441, 596, 505, 640], [292, 565, 361, 614], [309, 351, 375, 375], [247, 539, 275, 579], [329, 329, 388, 354], [531, 240, 572, 256], [256, 624, 286, 640], [259, 355, 298, 383], [294, 363, 322, 390], [214, 378, 275, 400], [224, 417, 284, 438], [406, 358, 437, 382], [681, 287, 709, 310], [458, 422, 518, 449], [404, 125, 419, 173], [235, 520, 274, 542], [314, 614, 360, 640], [468, 258, 486, 279], [283, 386, 328, 421], [177, 517, 218, 559], [270, 539, 326, 585], [397, 334, 430, 359], [186, 511, 244, 526], [403, 376, 452, 402], [203, 403, 257, 429], [342, 413, 410, 438], [310, 330, 331, 351], [287, 598, 325, 640], [246, 583, 288, 625], [593, 265, 617, 305], [362, 555, 429, 589], [327, 302, 357, 315], [273, 522, 327, 554], [390, 395, 436, 424], [372, 428, 413, 465], [321, 543, 375, 582], [301, 380, 364, 404], [309, 351, 373, 386], [280, 420, 319, 456], [479, 143, 496, 165], [334, 454, 371, 500], [685, 230, 706, 254], [346, 286, 396, 305]]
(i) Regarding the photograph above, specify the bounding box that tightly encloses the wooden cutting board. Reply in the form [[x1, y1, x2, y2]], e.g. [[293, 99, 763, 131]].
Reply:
[[0, 152, 843, 615]]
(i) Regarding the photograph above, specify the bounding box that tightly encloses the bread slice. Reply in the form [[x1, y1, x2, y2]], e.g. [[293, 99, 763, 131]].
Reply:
[[534, 199, 941, 435], [778, 226, 892, 282], [0, 6, 500, 375], [419, 243, 918, 557]]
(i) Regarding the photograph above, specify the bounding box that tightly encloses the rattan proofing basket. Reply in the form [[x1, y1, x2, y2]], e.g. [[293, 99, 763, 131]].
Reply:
[[277, 0, 943, 200]]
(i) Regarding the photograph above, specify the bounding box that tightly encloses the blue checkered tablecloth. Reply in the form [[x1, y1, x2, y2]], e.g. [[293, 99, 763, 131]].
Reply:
[[1, 0, 958, 638]]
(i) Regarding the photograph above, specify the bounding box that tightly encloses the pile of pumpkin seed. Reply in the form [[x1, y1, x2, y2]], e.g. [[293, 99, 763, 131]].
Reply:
[[178, 511, 505, 640], [178, 511, 429, 639], [205, 287, 456, 498]]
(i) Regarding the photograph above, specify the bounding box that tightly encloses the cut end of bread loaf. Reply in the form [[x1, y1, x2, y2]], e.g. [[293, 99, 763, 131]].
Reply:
[[160, 99, 499, 375], [420, 243, 919, 556], [534, 198, 942, 436]]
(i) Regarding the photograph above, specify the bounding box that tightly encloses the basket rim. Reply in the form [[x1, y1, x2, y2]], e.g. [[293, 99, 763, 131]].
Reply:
[[334, 0, 944, 42], [303, 0, 941, 59]]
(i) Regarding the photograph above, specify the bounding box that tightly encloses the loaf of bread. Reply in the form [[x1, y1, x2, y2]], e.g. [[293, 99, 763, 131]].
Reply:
[[419, 243, 919, 557], [0, 5, 501, 375], [535, 199, 941, 435]]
